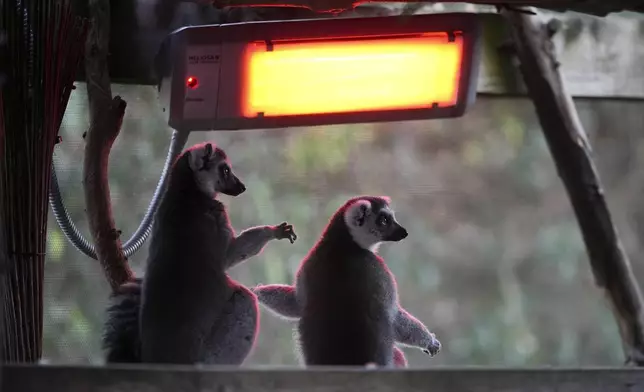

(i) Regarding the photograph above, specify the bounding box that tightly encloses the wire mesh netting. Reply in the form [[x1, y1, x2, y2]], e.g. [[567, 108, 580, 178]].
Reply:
[[42, 83, 644, 366]]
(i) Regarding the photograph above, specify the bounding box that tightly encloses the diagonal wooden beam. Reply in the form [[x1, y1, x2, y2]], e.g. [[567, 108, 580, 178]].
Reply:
[[502, 8, 644, 365]]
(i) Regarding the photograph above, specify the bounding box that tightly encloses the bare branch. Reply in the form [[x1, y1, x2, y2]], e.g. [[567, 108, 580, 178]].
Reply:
[[503, 9, 644, 365], [83, 0, 134, 291]]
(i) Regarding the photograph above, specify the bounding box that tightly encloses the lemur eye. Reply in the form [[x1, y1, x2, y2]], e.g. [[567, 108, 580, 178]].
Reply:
[[222, 166, 230, 177], [378, 214, 389, 227]]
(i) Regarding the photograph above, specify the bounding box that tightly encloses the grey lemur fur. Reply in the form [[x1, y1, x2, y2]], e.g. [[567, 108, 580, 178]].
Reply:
[[102, 141, 297, 364], [103, 277, 143, 363], [253, 196, 440, 367]]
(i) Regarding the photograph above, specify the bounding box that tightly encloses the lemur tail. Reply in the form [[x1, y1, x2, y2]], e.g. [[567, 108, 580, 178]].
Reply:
[[102, 277, 143, 363]]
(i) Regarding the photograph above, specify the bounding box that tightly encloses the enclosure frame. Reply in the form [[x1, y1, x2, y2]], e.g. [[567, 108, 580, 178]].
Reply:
[[3, 0, 644, 389]]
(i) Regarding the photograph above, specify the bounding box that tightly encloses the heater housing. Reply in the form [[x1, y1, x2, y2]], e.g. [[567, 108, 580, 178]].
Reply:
[[156, 13, 483, 131]]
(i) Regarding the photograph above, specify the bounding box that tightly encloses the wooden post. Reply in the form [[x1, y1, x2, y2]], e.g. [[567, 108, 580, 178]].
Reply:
[[83, 0, 134, 291], [502, 9, 644, 365]]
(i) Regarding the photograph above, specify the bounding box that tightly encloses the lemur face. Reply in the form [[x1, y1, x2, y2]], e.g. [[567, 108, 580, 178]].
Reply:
[[187, 142, 246, 198], [343, 196, 408, 252]]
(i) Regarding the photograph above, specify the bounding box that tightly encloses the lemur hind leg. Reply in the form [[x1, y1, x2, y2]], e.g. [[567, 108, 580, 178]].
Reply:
[[393, 345, 408, 368], [202, 284, 259, 365]]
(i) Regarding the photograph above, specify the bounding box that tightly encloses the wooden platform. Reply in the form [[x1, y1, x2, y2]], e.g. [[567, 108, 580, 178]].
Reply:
[[3, 365, 644, 392]]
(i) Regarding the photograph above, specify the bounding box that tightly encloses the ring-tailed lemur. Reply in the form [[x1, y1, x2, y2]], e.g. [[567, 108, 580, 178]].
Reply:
[[252, 196, 441, 367], [102, 141, 297, 364]]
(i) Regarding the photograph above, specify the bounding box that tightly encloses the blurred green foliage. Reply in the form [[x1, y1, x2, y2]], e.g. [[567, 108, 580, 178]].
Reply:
[[42, 83, 644, 368]]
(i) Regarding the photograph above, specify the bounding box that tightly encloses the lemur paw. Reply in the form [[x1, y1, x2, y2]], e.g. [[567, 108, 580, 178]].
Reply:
[[422, 334, 441, 357], [273, 222, 297, 244]]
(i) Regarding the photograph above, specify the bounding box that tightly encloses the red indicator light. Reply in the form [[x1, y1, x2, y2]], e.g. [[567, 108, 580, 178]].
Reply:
[[186, 76, 199, 89], [242, 33, 463, 118]]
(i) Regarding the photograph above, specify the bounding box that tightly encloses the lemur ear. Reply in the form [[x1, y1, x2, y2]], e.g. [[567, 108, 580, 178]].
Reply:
[[345, 199, 371, 228], [187, 143, 213, 172], [187, 150, 200, 172], [356, 204, 369, 226]]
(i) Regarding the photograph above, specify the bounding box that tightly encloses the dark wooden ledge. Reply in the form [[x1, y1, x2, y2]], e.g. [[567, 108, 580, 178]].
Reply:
[[3, 365, 644, 392]]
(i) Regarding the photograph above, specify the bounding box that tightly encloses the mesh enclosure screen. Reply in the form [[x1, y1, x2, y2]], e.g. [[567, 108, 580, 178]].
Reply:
[[43, 84, 644, 366]]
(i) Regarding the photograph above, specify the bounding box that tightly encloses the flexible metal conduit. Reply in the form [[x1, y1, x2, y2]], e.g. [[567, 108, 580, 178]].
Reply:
[[48, 129, 189, 259]]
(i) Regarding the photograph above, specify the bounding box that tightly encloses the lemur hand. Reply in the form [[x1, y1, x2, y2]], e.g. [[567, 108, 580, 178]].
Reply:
[[422, 333, 441, 357], [273, 222, 297, 244]]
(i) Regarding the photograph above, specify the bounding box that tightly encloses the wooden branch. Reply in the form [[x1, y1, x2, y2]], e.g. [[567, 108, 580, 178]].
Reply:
[[502, 9, 644, 365], [83, 0, 134, 291]]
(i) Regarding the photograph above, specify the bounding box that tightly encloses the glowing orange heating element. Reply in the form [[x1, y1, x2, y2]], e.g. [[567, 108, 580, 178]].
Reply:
[[242, 33, 464, 118]]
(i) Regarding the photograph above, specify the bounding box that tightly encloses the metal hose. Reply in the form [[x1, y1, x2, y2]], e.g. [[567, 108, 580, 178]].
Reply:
[[48, 129, 190, 259]]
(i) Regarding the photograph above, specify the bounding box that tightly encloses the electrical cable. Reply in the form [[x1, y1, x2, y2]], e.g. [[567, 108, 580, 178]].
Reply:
[[48, 129, 189, 259]]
